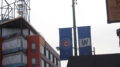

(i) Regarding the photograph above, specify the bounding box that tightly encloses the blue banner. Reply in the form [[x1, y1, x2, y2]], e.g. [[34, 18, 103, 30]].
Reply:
[[59, 28, 73, 60], [78, 26, 92, 55]]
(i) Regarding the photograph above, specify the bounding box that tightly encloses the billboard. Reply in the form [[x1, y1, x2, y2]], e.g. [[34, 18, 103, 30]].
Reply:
[[78, 26, 92, 55], [106, 0, 120, 23], [59, 28, 73, 60]]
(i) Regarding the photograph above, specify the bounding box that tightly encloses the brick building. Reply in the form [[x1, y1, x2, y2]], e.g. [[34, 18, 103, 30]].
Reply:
[[0, 17, 60, 67]]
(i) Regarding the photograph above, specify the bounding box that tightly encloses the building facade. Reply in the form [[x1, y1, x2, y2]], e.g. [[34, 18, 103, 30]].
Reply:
[[0, 17, 60, 67]]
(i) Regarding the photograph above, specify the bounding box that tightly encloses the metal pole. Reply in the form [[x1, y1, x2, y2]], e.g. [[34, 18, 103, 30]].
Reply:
[[72, 0, 77, 56], [93, 47, 96, 55], [29, 0, 30, 22], [1, 0, 3, 20]]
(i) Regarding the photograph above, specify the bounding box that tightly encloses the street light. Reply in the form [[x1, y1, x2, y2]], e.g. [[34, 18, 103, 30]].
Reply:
[[72, 0, 77, 56]]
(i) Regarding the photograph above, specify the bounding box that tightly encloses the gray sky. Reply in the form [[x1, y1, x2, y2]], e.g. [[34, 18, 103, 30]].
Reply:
[[30, 0, 120, 66], [31, 0, 120, 53]]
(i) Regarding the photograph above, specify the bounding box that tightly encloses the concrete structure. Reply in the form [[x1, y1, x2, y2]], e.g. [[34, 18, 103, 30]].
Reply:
[[0, 17, 60, 67]]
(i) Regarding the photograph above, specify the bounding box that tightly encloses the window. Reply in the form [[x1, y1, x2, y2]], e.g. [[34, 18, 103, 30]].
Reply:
[[44, 47, 46, 56], [46, 63, 50, 67], [41, 59, 44, 67], [32, 58, 36, 64], [58, 61, 60, 67], [49, 51, 51, 60], [41, 59, 47, 67], [54, 57, 56, 65], [52, 55, 55, 63], [50, 53, 53, 62], [32, 58, 36, 67], [46, 49, 49, 59], [56, 58, 58, 66], [40, 45, 44, 54], [32, 43, 36, 52]]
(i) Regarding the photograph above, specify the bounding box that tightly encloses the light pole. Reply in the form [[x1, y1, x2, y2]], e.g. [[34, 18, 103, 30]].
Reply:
[[72, 0, 77, 56]]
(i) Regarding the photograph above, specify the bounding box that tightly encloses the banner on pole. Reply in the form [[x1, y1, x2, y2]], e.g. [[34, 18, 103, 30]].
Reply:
[[78, 26, 92, 55], [106, 0, 120, 23], [59, 28, 73, 60]]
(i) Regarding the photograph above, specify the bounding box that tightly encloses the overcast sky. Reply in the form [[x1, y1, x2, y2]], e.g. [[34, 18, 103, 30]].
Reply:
[[30, 0, 120, 53], [1, 0, 120, 67], [30, 0, 120, 66]]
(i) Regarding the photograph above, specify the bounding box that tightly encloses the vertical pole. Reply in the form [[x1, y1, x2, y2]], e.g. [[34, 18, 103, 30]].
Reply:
[[72, 0, 77, 56], [29, 0, 30, 22], [119, 37, 120, 47], [8, 4, 9, 19], [0, 26, 2, 36], [1, 0, 3, 20], [93, 47, 96, 55], [14, 1, 15, 18]]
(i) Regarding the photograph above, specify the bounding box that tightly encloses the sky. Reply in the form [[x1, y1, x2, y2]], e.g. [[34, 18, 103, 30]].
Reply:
[[30, 0, 120, 53], [1, 0, 120, 67], [30, 0, 120, 67]]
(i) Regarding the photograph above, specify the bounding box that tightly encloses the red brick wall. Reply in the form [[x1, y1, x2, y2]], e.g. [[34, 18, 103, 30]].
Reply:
[[0, 37, 3, 67], [27, 35, 40, 67]]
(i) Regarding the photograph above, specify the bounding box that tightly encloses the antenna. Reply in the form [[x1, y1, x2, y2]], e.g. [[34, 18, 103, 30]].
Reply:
[[0, 0, 30, 22]]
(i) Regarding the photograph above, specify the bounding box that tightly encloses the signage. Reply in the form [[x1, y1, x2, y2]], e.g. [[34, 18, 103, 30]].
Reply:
[[78, 26, 92, 55], [106, 0, 120, 23], [59, 28, 73, 60]]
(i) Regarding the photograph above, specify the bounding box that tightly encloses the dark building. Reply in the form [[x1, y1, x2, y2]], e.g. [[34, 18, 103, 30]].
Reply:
[[67, 54, 120, 67], [0, 17, 60, 67]]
